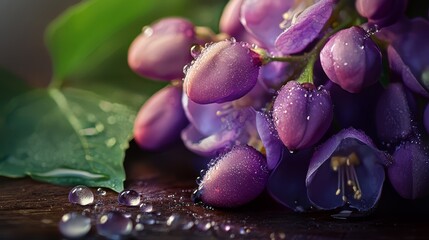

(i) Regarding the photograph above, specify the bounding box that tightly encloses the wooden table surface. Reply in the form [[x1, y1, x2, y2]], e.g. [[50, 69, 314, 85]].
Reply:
[[1, 142, 428, 239]]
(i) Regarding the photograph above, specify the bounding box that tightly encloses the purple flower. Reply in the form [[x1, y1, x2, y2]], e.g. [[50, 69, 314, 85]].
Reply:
[[240, 0, 294, 48], [306, 128, 388, 211], [375, 83, 416, 143], [134, 84, 188, 150], [219, 0, 261, 44], [273, 81, 333, 150], [128, 18, 197, 81], [267, 148, 314, 212], [377, 18, 429, 98], [184, 39, 262, 104], [388, 139, 429, 199], [320, 26, 382, 93], [258, 57, 293, 89], [255, 111, 283, 170], [355, 0, 408, 28], [181, 94, 258, 157], [275, 0, 335, 55], [193, 145, 269, 208]]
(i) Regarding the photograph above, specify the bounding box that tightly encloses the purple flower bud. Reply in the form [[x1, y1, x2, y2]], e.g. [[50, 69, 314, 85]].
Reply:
[[375, 83, 415, 143], [355, 0, 407, 27], [320, 26, 382, 93], [240, 0, 294, 48], [273, 81, 333, 150], [377, 18, 429, 98], [134, 84, 188, 150], [184, 39, 262, 104], [128, 17, 196, 81], [388, 139, 429, 199], [306, 128, 388, 211], [275, 0, 335, 55], [193, 145, 269, 208], [424, 104, 429, 135], [268, 148, 314, 212], [255, 112, 283, 170]]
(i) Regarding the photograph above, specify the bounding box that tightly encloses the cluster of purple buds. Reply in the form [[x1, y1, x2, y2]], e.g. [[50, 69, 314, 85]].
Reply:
[[128, 0, 429, 214]]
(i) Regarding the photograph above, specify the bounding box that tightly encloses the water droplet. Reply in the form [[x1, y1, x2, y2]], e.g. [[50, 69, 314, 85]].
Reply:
[[135, 223, 144, 231], [196, 220, 212, 231], [105, 137, 117, 148], [166, 213, 181, 229], [191, 189, 202, 203], [96, 211, 133, 238], [181, 220, 195, 230], [306, 116, 310, 121], [139, 203, 154, 213], [95, 122, 104, 132], [190, 44, 203, 58], [96, 188, 106, 196], [230, 37, 236, 43], [99, 101, 113, 112], [58, 212, 91, 238], [69, 185, 94, 206], [239, 226, 251, 235], [142, 26, 153, 36], [118, 190, 141, 206], [183, 64, 190, 74]]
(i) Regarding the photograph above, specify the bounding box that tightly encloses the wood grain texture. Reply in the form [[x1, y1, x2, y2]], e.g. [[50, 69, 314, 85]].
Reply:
[[1, 143, 428, 239]]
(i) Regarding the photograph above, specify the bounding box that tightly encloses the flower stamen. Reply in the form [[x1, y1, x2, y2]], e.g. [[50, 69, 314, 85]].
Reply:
[[330, 152, 362, 202]]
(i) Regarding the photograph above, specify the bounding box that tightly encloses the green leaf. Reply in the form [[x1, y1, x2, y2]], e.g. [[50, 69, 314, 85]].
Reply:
[[45, 0, 227, 109], [46, 0, 192, 83], [0, 87, 135, 192]]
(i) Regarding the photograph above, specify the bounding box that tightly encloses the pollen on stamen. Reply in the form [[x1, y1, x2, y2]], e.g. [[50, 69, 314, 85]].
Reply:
[[330, 152, 363, 201]]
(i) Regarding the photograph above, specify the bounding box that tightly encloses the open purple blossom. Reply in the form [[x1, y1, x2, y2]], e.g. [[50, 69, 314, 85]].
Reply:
[[128, 17, 197, 81], [193, 145, 269, 208], [268, 148, 314, 212], [240, 0, 294, 48], [355, 0, 408, 28], [306, 128, 388, 211], [388, 138, 429, 199], [184, 39, 262, 104], [255, 111, 283, 170], [275, 0, 335, 55], [134, 84, 188, 150], [377, 18, 429, 98], [375, 83, 416, 143], [273, 81, 333, 150], [181, 93, 258, 157], [320, 26, 382, 93]]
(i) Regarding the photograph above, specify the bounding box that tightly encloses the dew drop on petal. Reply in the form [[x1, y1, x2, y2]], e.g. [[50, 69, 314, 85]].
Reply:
[[58, 212, 91, 238], [190, 44, 204, 58], [68, 185, 94, 206]]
